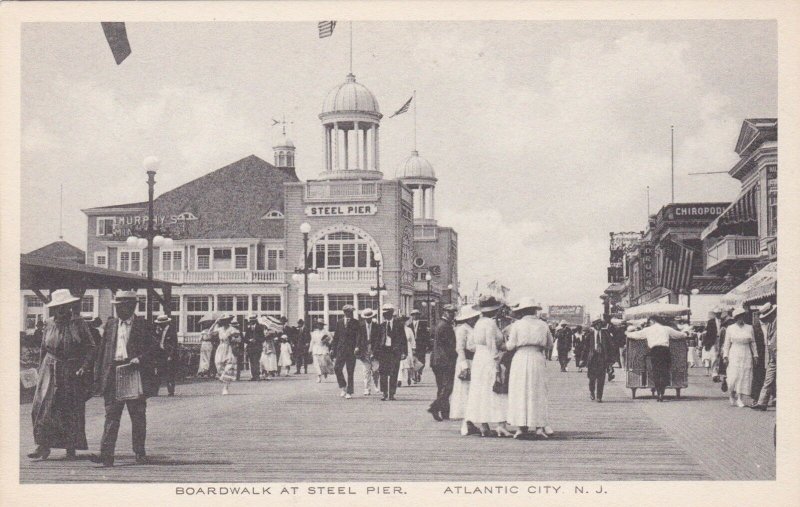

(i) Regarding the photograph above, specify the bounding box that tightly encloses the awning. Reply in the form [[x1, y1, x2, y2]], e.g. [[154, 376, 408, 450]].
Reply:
[[720, 262, 776, 307], [701, 184, 759, 240], [604, 282, 626, 293]]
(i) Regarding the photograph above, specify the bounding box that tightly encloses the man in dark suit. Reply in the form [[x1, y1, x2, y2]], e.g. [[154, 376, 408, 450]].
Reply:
[[705, 308, 723, 381], [371, 304, 407, 401], [357, 308, 381, 396], [555, 321, 573, 372], [244, 315, 264, 381], [154, 314, 178, 396], [330, 305, 360, 399], [408, 309, 429, 383], [294, 319, 310, 374], [428, 304, 457, 420], [581, 319, 613, 402], [91, 290, 159, 467]]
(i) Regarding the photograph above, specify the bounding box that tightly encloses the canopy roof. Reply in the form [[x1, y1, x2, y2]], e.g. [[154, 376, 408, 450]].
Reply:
[[623, 302, 690, 320], [721, 262, 777, 307]]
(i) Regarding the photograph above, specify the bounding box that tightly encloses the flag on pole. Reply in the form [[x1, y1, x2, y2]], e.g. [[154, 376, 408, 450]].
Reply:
[[101, 22, 132, 65], [658, 239, 694, 292], [318, 21, 337, 38], [389, 96, 413, 118]]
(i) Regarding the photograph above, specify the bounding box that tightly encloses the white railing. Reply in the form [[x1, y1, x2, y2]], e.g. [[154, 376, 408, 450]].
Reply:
[[315, 268, 377, 282], [305, 181, 379, 201], [706, 235, 761, 270], [152, 270, 285, 284]]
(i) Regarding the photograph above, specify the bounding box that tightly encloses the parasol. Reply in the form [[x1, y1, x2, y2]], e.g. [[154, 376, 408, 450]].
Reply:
[[198, 312, 218, 323], [623, 302, 690, 321]]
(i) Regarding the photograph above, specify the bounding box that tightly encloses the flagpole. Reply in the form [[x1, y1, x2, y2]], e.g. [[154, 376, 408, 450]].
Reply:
[[646, 185, 650, 218], [59, 183, 63, 240], [349, 21, 353, 74], [670, 125, 675, 203], [413, 90, 417, 151]]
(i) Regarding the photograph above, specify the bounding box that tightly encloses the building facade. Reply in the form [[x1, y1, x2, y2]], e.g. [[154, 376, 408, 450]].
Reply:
[[80, 72, 458, 342]]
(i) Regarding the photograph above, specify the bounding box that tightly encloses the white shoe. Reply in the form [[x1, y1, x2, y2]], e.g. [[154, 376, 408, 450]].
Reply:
[[345, 393, 352, 399], [340, 390, 346, 398], [222, 387, 229, 396], [543, 426, 554, 436], [364, 390, 371, 396], [736, 398, 745, 408]]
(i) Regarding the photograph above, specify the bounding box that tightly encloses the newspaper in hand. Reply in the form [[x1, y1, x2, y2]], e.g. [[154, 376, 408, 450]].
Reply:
[[115, 363, 143, 401]]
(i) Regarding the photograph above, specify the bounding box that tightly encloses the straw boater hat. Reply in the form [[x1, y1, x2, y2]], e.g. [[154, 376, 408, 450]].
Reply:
[[410, 309, 421, 316], [342, 304, 355, 313], [512, 296, 541, 313], [361, 308, 375, 319], [478, 296, 502, 313], [758, 302, 777, 319], [248, 314, 258, 321], [45, 288, 81, 308], [218, 313, 234, 322], [111, 290, 138, 305], [732, 307, 748, 319], [559, 320, 568, 327], [154, 315, 171, 324], [381, 303, 395, 313], [455, 304, 481, 322]]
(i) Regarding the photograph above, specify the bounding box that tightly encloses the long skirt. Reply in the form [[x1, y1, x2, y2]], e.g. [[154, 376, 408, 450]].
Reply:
[[197, 341, 213, 374], [648, 346, 671, 394], [702, 346, 718, 367], [727, 342, 754, 396], [31, 355, 89, 450], [464, 346, 507, 424], [261, 350, 278, 372], [215, 342, 237, 383], [449, 359, 471, 420], [279, 349, 293, 367], [507, 346, 549, 428], [314, 353, 335, 375]]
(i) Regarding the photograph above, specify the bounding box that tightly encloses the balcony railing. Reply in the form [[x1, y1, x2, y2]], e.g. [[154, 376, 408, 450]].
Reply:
[[151, 270, 285, 284], [305, 181, 379, 201], [706, 235, 761, 271], [314, 268, 377, 283]]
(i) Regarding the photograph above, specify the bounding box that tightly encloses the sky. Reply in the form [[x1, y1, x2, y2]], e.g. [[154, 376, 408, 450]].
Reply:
[[21, 20, 777, 316]]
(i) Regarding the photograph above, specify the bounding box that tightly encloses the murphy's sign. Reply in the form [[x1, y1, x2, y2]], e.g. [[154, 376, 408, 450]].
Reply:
[[305, 204, 377, 217], [656, 203, 729, 227]]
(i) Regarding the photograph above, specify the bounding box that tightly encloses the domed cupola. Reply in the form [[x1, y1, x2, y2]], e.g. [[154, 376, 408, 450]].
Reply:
[[397, 150, 437, 222], [272, 126, 296, 169], [318, 74, 383, 180]]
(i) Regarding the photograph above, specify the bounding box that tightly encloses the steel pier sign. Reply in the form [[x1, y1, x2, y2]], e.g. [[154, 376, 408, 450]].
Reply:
[[305, 204, 377, 217]]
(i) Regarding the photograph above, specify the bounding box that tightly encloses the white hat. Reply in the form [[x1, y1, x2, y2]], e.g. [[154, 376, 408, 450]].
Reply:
[[758, 302, 776, 318], [361, 308, 375, 319], [154, 315, 171, 324], [455, 304, 480, 322], [513, 297, 542, 312], [45, 288, 80, 308], [732, 307, 748, 319], [559, 320, 568, 326], [712, 307, 723, 314], [218, 313, 234, 321], [111, 290, 138, 304], [381, 303, 395, 312]]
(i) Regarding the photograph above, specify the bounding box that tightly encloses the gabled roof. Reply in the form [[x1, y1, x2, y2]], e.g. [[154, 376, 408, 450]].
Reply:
[[26, 241, 85, 263], [734, 118, 777, 156], [151, 155, 298, 240]]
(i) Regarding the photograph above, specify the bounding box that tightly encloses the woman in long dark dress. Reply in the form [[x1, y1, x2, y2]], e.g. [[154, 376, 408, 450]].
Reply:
[[28, 289, 96, 460]]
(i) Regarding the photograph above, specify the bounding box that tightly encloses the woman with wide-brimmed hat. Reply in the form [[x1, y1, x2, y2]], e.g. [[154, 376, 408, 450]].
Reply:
[[464, 296, 512, 437], [28, 289, 95, 461], [211, 313, 240, 395], [722, 307, 759, 407], [451, 304, 481, 435], [506, 297, 554, 439]]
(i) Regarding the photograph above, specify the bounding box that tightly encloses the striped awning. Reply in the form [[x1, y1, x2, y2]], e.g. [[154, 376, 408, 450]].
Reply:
[[701, 184, 759, 240], [721, 262, 776, 307]]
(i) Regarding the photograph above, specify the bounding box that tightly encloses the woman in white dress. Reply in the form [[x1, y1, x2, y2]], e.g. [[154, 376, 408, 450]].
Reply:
[[451, 305, 481, 436], [401, 319, 418, 387], [723, 307, 759, 407], [464, 297, 512, 437], [212, 314, 240, 395], [260, 334, 278, 379], [196, 318, 215, 377], [278, 334, 293, 376], [701, 329, 718, 376], [506, 297, 554, 439], [308, 321, 334, 382]]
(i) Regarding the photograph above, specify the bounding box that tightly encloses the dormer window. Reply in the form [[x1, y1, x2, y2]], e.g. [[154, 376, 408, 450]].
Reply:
[[261, 210, 284, 219]]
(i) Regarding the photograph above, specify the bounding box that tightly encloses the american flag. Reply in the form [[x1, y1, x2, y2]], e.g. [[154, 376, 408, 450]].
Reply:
[[318, 21, 337, 38], [389, 96, 413, 118], [258, 315, 284, 334], [658, 239, 695, 292]]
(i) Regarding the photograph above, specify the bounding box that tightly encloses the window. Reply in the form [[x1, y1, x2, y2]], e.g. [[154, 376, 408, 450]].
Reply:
[[25, 295, 44, 307], [94, 252, 108, 268], [767, 166, 777, 236], [119, 251, 141, 272], [96, 217, 115, 236], [267, 249, 284, 271], [258, 295, 282, 314], [311, 231, 376, 270], [217, 295, 234, 312], [307, 294, 325, 329], [315, 244, 325, 268], [328, 294, 354, 330], [186, 296, 211, 333], [80, 296, 94, 314], [197, 248, 210, 270], [213, 248, 232, 270], [25, 314, 41, 330], [261, 210, 284, 219], [235, 247, 248, 269], [342, 244, 356, 268], [357, 294, 380, 312], [162, 250, 183, 271], [235, 295, 249, 312]]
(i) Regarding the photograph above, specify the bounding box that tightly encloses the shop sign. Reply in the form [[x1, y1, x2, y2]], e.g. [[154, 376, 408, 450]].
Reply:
[[548, 305, 585, 325], [305, 204, 377, 217]]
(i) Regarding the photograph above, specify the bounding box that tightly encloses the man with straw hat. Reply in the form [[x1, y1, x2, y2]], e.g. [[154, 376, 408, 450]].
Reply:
[[330, 305, 360, 399], [428, 304, 458, 421], [752, 303, 777, 410], [154, 314, 178, 396], [91, 290, 159, 467], [357, 308, 380, 396], [373, 303, 408, 401]]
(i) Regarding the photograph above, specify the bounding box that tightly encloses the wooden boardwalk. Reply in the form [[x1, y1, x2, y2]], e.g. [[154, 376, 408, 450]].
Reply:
[[19, 360, 775, 483]]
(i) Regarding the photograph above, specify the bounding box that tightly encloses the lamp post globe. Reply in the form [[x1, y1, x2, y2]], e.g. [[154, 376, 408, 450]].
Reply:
[[143, 156, 160, 173], [425, 272, 432, 282], [137, 238, 148, 249], [153, 235, 165, 247], [300, 222, 312, 234], [162, 237, 174, 249], [374, 251, 382, 263], [127, 236, 139, 248]]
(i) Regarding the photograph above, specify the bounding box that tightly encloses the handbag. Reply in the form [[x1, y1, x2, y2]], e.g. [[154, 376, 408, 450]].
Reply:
[[457, 367, 471, 381], [492, 369, 508, 394]]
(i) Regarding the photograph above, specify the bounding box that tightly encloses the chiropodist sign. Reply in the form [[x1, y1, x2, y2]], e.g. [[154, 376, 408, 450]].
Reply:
[[305, 204, 378, 217]]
